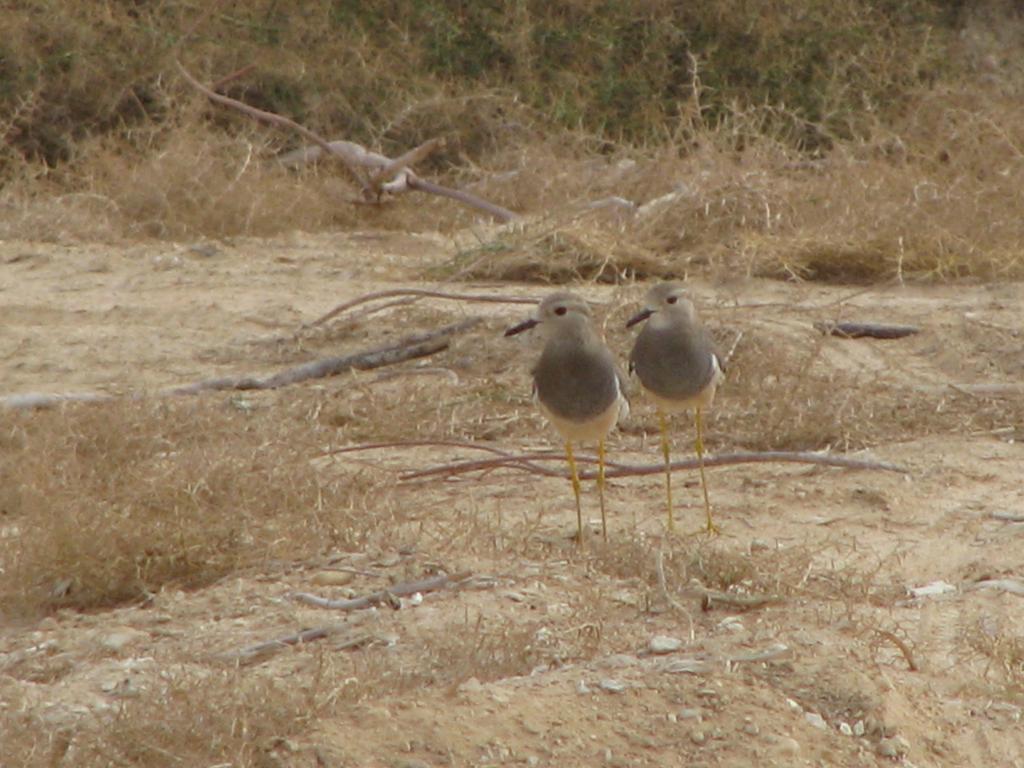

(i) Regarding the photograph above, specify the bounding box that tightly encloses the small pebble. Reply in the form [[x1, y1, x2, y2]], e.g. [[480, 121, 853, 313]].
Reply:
[[749, 538, 771, 552], [742, 721, 760, 736], [786, 698, 803, 714], [805, 712, 827, 730], [678, 708, 702, 721], [717, 616, 744, 633], [839, 721, 853, 736], [576, 680, 591, 695], [690, 729, 706, 745], [877, 735, 910, 758], [38, 617, 59, 631], [599, 679, 626, 694], [649, 635, 684, 654], [853, 720, 865, 737]]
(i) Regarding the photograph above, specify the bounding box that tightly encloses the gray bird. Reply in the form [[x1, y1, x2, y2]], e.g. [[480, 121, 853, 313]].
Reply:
[[626, 283, 724, 534], [506, 292, 628, 542]]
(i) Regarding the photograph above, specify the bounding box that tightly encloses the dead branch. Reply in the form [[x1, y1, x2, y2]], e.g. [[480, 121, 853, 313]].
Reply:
[[991, 511, 1024, 523], [322, 441, 639, 478], [968, 578, 1024, 597], [697, 588, 784, 611], [873, 629, 919, 671], [177, 61, 519, 221], [396, 448, 908, 482], [814, 321, 920, 339], [405, 175, 519, 223], [368, 137, 444, 188], [1, 391, 117, 409], [307, 288, 537, 329], [168, 317, 480, 395], [215, 627, 380, 666], [176, 60, 370, 192], [4, 319, 480, 409], [289, 571, 467, 610]]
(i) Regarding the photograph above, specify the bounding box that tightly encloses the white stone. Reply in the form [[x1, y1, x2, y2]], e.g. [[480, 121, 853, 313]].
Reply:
[[599, 678, 625, 693], [805, 712, 827, 730]]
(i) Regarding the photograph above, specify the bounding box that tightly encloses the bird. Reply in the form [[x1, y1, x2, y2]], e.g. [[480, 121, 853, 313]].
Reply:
[[626, 282, 724, 534], [505, 292, 628, 542]]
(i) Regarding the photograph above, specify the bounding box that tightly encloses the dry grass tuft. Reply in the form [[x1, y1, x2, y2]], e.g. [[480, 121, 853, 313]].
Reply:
[[0, 397, 391, 616], [961, 607, 1024, 697], [441, 219, 673, 284], [1, 666, 320, 768]]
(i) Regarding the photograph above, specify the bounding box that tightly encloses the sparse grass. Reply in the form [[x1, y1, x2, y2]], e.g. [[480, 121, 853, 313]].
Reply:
[[1, 666, 321, 768], [0, 397, 394, 616]]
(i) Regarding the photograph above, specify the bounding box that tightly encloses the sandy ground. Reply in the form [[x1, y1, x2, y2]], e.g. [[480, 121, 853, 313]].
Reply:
[[2, 232, 1023, 767]]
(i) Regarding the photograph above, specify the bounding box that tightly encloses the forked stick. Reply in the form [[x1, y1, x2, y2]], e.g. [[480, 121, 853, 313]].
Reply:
[[176, 61, 519, 221], [175, 60, 371, 192]]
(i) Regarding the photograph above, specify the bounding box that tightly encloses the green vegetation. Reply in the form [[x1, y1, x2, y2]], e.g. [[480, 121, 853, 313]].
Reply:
[[0, 0, 978, 164], [2, 1, 1023, 280]]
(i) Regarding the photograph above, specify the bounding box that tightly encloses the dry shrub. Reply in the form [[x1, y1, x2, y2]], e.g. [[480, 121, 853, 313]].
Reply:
[[364, 617, 546, 696], [589, 535, 814, 601], [0, 667, 319, 768], [1, 118, 368, 242], [965, 627, 1024, 696], [0, 397, 388, 616]]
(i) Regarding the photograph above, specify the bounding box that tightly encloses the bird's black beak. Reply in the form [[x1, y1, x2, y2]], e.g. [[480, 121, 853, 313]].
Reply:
[[625, 308, 653, 328], [504, 317, 539, 337]]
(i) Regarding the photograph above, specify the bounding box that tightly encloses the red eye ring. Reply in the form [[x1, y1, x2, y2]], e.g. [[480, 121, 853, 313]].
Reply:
[[555, 306, 567, 315], [667, 296, 678, 305]]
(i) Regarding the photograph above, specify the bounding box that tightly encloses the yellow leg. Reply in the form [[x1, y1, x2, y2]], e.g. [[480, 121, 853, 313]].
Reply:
[[695, 407, 717, 534], [597, 439, 608, 541], [565, 441, 584, 543], [659, 411, 674, 533]]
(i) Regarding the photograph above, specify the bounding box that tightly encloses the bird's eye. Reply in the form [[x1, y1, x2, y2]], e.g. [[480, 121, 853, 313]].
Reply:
[[667, 296, 678, 305], [554, 306, 567, 316]]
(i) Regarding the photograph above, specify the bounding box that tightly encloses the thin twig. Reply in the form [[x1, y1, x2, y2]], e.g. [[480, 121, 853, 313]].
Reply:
[[874, 629, 919, 671], [288, 572, 468, 611], [209, 63, 257, 92], [307, 288, 537, 329], [319, 440, 637, 471], [814, 321, 921, 340], [215, 627, 380, 666], [398, 449, 909, 482], [655, 548, 693, 628]]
